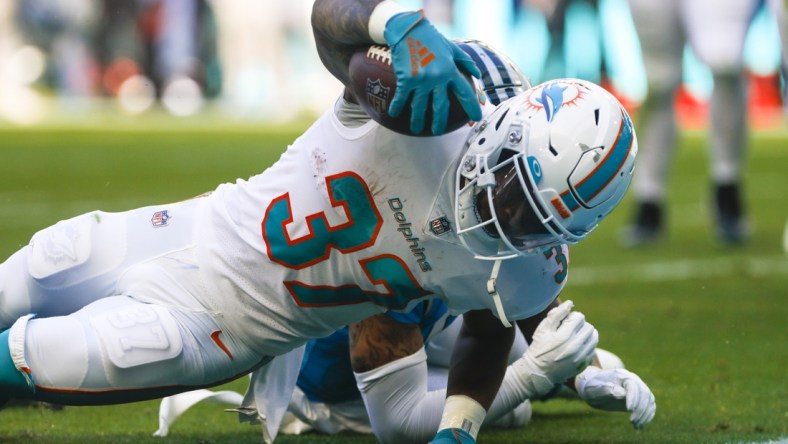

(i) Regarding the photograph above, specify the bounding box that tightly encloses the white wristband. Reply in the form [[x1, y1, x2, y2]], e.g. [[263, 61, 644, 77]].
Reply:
[[368, 0, 409, 43], [437, 395, 487, 439]]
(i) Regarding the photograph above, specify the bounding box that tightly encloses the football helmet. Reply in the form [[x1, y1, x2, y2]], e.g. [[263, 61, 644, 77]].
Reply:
[[456, 39, 530, 106], [455, 78, 638, 259]]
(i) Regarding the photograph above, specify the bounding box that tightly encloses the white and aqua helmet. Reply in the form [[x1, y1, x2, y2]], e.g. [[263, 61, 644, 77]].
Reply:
[[455, 39, 530, 106], [455, 78, 638, 259]]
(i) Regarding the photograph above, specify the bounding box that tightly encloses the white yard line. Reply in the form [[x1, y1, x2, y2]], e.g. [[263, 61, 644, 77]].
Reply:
[[727, 438, 788, 444], [570, 256, 788, 286]]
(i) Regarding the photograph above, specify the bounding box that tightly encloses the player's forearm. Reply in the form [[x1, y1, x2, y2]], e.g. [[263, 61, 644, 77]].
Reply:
[[447, 312, 514, 408], [515, 297, 560, 343], [434, 318, 512, 440], [312, 0, 380, 45], [311, 0, 408, 85], [311, 0, 385, 85]]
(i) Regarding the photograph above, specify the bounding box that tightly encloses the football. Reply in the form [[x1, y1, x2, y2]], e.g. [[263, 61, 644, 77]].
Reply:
[[348, 45, 474, 136]]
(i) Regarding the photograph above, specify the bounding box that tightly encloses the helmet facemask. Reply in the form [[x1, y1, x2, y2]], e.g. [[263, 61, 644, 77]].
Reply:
[[455, 121, 585, 260]]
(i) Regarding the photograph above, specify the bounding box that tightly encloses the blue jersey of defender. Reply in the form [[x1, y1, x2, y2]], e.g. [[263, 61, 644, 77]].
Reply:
[[296, 299, 455, 404]]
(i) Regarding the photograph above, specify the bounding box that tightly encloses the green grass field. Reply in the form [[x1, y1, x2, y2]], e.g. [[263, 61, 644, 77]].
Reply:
[[0, 120, 786, 444]]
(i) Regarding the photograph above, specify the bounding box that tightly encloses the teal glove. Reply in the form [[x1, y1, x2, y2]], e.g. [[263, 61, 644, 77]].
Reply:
[[430, 428, 476, 443], [384, 10, 482, 135]]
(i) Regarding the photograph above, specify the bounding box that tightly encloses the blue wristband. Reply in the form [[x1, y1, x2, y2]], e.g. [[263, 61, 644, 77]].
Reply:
[[430, 428, 477, 443]]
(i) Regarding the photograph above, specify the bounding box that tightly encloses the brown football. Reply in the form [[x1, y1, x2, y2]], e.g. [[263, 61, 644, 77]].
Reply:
[[348, 45, 473, 136]]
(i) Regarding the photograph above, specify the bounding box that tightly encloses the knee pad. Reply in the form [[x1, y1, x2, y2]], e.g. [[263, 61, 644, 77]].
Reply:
[[23, 315, 90, 390]]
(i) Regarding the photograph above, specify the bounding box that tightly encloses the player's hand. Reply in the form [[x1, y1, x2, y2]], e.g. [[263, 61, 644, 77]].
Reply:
[[513, 300, 599, 398], [429, 428, 476, 443], [575, 366, 656, 429], [384, 10, 482, 135]]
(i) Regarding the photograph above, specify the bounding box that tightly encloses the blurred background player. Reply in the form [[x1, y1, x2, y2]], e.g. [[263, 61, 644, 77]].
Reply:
[[622, 0, 779, 246], [14, 0, 221, 99]]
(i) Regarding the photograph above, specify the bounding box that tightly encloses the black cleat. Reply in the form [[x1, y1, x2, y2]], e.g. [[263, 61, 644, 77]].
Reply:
[[714, 183, 750, 244], [622, 201, 664, 247]]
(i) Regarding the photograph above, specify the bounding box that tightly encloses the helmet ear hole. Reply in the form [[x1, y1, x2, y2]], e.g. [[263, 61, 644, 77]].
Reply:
[[498, 148, 517, 164]]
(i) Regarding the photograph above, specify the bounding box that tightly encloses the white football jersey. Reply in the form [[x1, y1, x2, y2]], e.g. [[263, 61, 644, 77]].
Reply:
[[195, 99, 569, 357]]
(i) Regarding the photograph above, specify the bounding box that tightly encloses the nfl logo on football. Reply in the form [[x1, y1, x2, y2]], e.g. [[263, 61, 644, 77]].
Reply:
[[365, 79, 390, 114], [151, 210, 170, 228]]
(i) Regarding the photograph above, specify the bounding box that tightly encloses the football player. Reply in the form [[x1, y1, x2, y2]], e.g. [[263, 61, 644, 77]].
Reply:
[[155, 36, 654, 442], [0, 2, 642, 443], [622, 0, 776, 245]]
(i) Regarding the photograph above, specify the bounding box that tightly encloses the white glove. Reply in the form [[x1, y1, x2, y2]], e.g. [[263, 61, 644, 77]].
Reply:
[[575, 366, 656, 429], [510, 300, 599, 398]]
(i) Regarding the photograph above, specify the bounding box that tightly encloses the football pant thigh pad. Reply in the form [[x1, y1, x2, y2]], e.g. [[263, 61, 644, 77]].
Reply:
[[27, 211, 126, 282], [23, 211, 128, 318]]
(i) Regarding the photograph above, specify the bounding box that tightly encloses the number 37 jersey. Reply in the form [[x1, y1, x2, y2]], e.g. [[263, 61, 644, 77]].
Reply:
[[196, 101, 569, 357]]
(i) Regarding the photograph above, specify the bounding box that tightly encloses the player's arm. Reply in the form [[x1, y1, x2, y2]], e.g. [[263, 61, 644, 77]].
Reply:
[[432, 300, 599, 443], [311, 0, 380, 86], [428, 308, 515, 442], [352, 308, 515, 444], [351, 313, 448, 443], [516, 297, 561, 343], [311, 0, 482, 135], [352, 300, 602, 443]]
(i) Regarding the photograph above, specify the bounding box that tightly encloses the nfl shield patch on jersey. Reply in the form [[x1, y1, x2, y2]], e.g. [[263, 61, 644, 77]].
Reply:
[[151, 210, 170, 227]]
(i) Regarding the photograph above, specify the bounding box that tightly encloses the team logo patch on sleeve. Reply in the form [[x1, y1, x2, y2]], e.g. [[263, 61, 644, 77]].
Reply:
[[151, 210, 170, 227]]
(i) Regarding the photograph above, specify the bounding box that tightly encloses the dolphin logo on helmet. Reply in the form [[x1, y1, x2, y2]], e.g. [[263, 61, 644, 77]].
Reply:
[[537, 82, 568, 122]]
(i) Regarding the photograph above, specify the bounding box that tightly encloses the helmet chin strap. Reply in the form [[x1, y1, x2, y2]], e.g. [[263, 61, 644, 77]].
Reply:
[[486, 245, 512, 328]]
